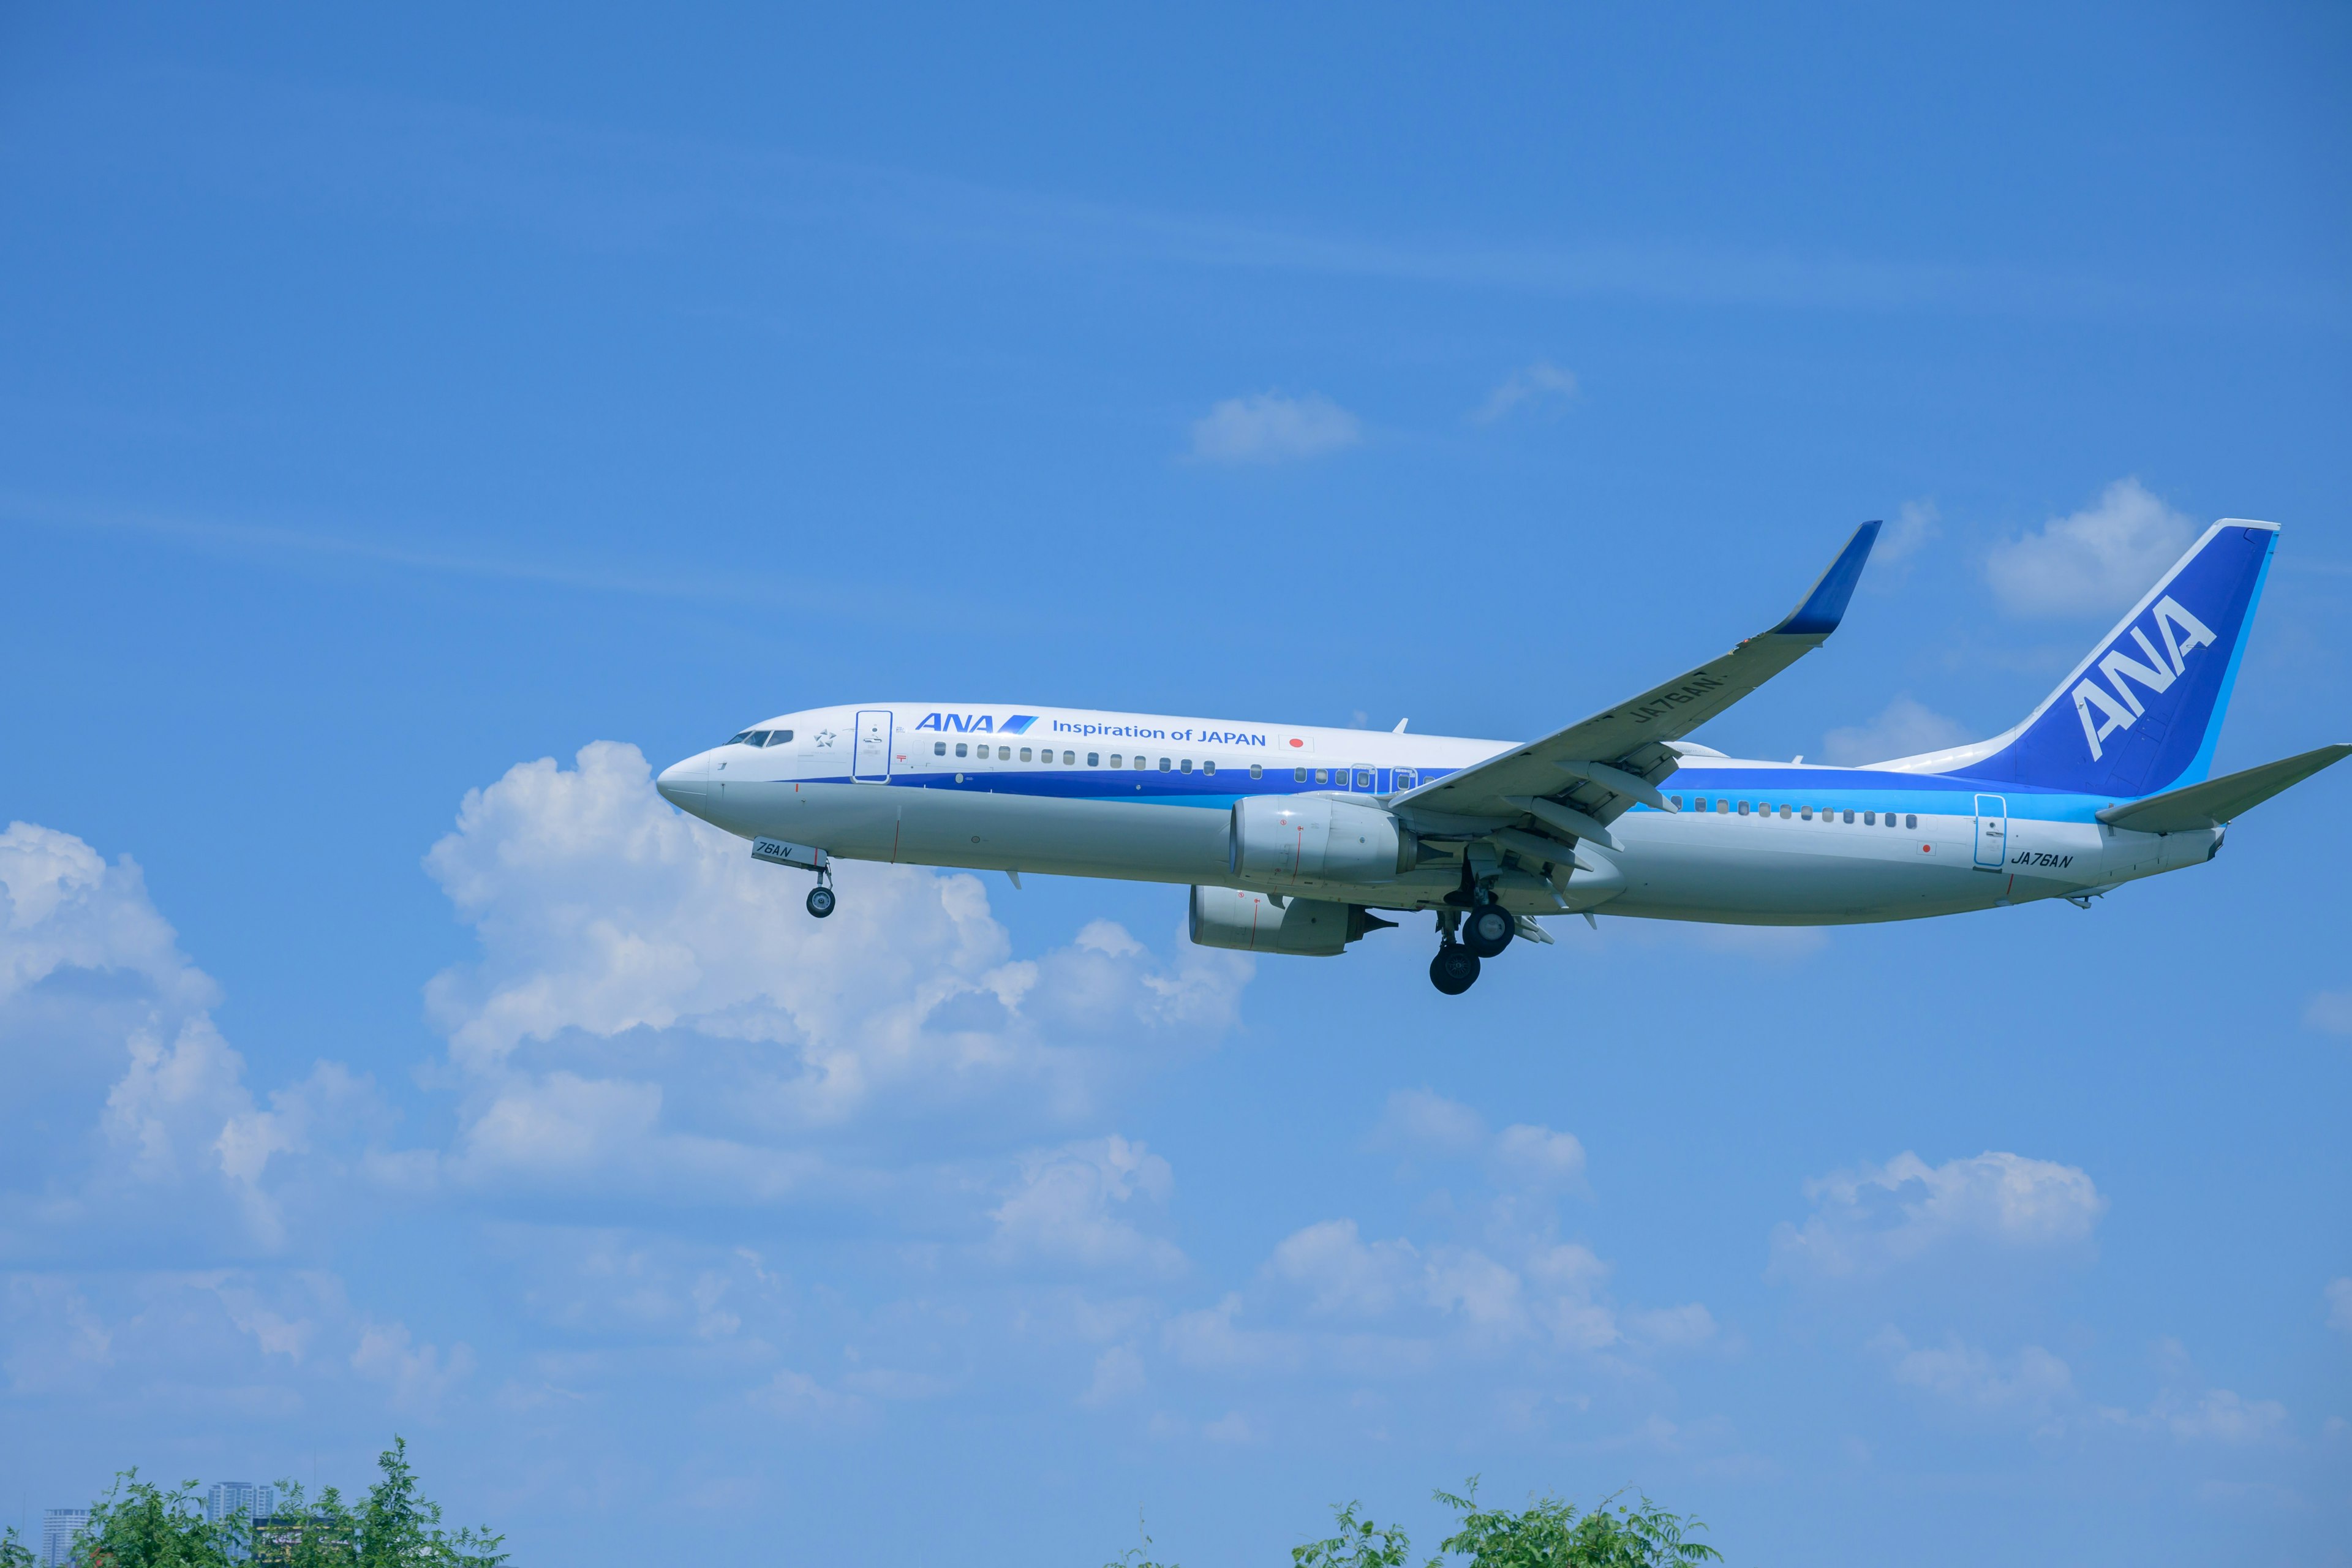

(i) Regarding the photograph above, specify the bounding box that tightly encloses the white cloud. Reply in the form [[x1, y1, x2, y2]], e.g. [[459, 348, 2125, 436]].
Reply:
[[1871, 499, 1942, 575], [420, 743, 1250, 1196], [990, 1135, 1184, 1277], [1491, 1124, 1588, 1191], [1200, 1409, 1263, 1443], [1373, 1087, 1487, 1156], [1469, 360, 1577, 423], [1771, 1150, 2107, 1280], [350, 1318, 475, 1417], [1877, 1329, 2073, 1423], [1078, 1343, 1147, 1407], [1820, 696, 1972, 767], [1189, 391, 1361, 464], [1265, 1219, 1421, 1318], [2152, 1387, 2289, 1444], [1985, 477, 2198, 617], [2326, 1278, 2352, 1334], [2304, 991, 2352, 1036]]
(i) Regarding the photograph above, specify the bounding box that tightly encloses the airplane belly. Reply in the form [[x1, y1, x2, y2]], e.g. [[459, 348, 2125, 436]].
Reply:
[[1605, 814, 2000, 925], [734, 783, 1232, 883]]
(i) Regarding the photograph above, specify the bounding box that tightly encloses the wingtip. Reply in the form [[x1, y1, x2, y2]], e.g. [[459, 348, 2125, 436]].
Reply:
[[1771, 519, 1882, 637]]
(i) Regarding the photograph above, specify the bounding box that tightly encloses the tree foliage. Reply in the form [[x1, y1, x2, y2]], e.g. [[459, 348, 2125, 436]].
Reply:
[[66, 1440, 504, 1568], [1, 1527, 39, 1568], [1430, 1480, 1722, 1567]]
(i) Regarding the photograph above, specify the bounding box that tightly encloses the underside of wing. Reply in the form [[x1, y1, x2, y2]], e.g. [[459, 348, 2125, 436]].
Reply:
[[1394, 521, 1882, 848]]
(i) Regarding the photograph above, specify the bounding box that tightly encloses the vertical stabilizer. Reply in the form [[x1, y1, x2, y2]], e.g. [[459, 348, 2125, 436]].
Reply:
[[1914, 521, 2277, 799]]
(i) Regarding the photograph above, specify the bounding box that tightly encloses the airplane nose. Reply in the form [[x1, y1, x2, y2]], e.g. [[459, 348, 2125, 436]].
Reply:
[[656, 756, 706, 805]]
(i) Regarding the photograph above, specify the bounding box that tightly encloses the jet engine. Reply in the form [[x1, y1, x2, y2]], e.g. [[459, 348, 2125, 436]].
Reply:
[[1188, 886, 1395, 956], [1228, 796, 1419, 883]]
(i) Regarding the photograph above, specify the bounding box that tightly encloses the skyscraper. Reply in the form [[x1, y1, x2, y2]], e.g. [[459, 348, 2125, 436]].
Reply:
[[206, 1482, 274, 1525], [41, 1509, 91, 1568]]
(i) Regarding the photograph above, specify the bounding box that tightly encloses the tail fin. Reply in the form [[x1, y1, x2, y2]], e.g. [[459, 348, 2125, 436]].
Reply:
[[1910, 520, 2278, 799]]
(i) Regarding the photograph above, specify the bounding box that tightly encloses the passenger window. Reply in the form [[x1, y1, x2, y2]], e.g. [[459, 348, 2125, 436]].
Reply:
[[1842, 810, 1855, 823], [1088, 752, 1100, 766], [1395, 769, 1415, 790], [1020, 747, 1033, 763], [1863, 810, 1875, 824], [1354, 769, 1373, 790], [1672, 796, 1684, 809], [1294, 767, 1307, 782], [1779, 804, 1791, 818], [1738, 801, 1750, 815], [1905, 813, 1918, 829], [934, 742, 946, 756], [1109, 754, 1121, 767], [1159, 758, 1172, 772], [1202, 760, 1216, 775], [1063, 751, 1075, 765], [1801, 807, 1814, 820], [1316, 769, 1329, 784], [1135, 755, 1148, 770], [1180, 759, 1194, 773], [1693, 796, 1708, 812], [956, 742, 968, 758], [1250, 763, 1264, 779], [998, 746, 1011, 761]]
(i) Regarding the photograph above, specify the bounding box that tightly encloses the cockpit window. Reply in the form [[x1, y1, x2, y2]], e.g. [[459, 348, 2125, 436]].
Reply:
[[768, 729, 793, 745], [745, 730, 772, 746], [726, 731, 752, 745]]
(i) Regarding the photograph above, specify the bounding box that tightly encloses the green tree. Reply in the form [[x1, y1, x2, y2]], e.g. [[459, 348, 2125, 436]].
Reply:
[[1292, 1501, 1413, 1568], [1430, 1480, 1721, 1568], [73, 1471, 246, 1566], [353, 1438, 505, 1568], [1, 1525, 39, 1568]]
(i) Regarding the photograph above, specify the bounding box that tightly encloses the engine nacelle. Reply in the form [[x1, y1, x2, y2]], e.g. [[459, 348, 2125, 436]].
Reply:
[[1188, 886, 1391, 956], [1229, 796, 1417, 884]]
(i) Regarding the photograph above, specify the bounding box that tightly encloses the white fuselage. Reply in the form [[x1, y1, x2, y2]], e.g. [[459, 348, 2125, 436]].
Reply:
[[654, 702, 2220, 925]]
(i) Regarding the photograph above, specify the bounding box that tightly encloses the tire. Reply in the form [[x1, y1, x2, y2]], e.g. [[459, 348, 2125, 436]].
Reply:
[[806, 886, 837, 919], [1430, 946, 1481, 995], [1461, 902, 1515, 958]]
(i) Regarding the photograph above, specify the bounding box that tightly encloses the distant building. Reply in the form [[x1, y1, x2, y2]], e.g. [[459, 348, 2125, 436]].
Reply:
[[42, 1509, 91, 1568], [207, 1482, 276, 1525]]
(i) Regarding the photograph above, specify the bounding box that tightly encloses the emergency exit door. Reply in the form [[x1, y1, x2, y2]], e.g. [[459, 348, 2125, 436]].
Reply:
[[1972, 794, 2008, 870], [853, 710, 893, 783]]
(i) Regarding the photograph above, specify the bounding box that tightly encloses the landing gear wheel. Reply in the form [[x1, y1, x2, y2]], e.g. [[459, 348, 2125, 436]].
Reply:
[[806, 885, 837, 919], [1461, 903, 1516, 959], [1430, 946, 1481, 995]]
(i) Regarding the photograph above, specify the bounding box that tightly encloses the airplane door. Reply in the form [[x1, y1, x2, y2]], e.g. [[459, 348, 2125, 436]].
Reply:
[[852, 710, 893, 783], [1972, 794, 2008, 870]]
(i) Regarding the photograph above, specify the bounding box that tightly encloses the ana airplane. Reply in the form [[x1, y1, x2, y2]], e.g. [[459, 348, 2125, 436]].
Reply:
[[656, 519, 2345, 994]]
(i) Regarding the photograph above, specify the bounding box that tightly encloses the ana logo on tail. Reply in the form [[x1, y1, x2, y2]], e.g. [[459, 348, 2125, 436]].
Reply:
[[2072, 595, 2217, 761]]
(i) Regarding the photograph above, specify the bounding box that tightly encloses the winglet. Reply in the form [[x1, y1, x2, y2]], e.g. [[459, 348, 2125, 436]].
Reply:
[[1772, 520, 1882, 637]]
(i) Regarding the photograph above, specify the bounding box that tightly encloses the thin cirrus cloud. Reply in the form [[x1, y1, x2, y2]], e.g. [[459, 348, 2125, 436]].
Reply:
[[1188, 391, 1362, 464], [1984, 477, 2200, 618]]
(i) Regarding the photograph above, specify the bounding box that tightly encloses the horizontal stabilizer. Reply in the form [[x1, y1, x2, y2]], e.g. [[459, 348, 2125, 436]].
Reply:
[[2095, 743, 2351, 833]]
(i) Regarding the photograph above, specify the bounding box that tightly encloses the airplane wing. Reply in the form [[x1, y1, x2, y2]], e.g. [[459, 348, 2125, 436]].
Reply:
[[1393, 521, 1882, 844]]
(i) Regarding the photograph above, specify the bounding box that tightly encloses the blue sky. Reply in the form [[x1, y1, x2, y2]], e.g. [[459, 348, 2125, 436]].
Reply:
[[3, 6, 2350, 1564]]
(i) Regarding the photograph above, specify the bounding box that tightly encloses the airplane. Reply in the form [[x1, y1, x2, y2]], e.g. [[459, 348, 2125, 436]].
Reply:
[[654, 518, 2346, 995]]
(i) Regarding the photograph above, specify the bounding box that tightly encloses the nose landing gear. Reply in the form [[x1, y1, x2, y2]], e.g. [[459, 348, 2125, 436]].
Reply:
[[806, 885, 836, 919]]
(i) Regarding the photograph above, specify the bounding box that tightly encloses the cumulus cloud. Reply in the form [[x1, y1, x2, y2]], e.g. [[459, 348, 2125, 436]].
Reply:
[[0, 821, 376, 1251], [420, 743, 1250, 1197], [1820, 696, 1972, 767], [1370, 1090, 1586, 1193], [1078, 1343, 1147, 1407], [1870, 499, 1941, 577], [350, 1318, 475, 1417], [1771, 1150, 2107, 1280], [1189, 391, 1361, 464], [1985, 478, 2198, 618], [1469, 360, 1577, 423], [990, 1136, 1183, 1277]]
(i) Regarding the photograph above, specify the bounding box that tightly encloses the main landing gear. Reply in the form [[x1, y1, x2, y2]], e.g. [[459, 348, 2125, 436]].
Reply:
[[1430, 943, 1480, 995]]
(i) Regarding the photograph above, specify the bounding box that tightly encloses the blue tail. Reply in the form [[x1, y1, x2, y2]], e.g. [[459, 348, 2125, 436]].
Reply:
[[1941, 521, 2277, 800]]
